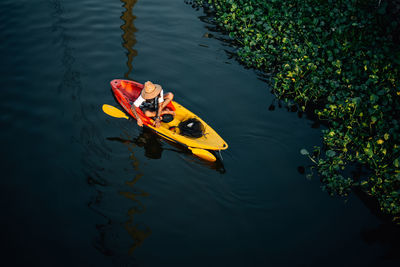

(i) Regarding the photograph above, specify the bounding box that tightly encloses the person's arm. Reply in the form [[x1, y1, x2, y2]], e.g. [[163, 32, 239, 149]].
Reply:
[[130, 106, 143, 127], [132, 96, 144, 127], [153, 91, 164, 128], [134, 108, 144, 127], [153, 106, 162, 128]]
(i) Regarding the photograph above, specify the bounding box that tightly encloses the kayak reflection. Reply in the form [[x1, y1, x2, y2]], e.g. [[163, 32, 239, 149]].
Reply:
[[120, 0, 138, 79], [107, 127, 226, 173]]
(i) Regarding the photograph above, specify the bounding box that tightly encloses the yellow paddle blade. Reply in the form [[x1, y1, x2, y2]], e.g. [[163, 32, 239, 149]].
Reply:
[[189, 147, 216, 162], [102, 104, 129, 119]]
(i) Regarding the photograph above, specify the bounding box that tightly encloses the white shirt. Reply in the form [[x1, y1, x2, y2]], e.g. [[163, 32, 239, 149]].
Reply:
[[133, 90, 164, 108]]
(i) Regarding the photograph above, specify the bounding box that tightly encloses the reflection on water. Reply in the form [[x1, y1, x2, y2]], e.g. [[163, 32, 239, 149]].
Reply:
[[108, 130, 163, 159], [91, 123, 227, 255], [120, 142, 151, 254], [120, 0, 138, 79], [88, 0, 148, 256], [89, 135, 151, 255], [108, 127, 226, 173]]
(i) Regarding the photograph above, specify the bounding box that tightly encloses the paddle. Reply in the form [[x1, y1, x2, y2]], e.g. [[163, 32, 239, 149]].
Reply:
[[102, 104, 217, 162], [102, 104, 129, 119]]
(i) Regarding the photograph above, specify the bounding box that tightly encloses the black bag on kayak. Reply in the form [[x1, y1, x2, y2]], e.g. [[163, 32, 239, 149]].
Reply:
[[178, 118, 204, 138]]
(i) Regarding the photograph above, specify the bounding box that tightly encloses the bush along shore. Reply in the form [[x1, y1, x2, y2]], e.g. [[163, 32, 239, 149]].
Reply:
[[192, 0, 400, 220]]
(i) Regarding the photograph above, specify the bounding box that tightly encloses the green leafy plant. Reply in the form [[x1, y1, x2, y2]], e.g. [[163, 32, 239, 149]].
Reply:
[[194, 0, 400, 219]]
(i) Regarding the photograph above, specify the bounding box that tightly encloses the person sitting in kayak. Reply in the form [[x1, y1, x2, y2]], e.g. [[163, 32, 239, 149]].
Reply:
[[130, 81, 174, 128]]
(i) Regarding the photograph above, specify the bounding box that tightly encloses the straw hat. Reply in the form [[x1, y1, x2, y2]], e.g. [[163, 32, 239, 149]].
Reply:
[[141, 81, 162, 99]]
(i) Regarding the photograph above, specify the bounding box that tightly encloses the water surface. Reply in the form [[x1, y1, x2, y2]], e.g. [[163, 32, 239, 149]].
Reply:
[[0, 0, 399, 266]]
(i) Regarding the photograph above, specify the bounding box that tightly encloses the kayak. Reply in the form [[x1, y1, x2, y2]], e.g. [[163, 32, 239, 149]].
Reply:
[[110, 79, 228, 160]]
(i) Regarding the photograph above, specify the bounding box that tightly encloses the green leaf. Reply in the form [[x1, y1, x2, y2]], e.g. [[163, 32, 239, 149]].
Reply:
[[300, 148, 310, 155], [370, 94, 379, 103], [365, 147, 374, 158], [352, 97, 361, 105], [326, 150, 336, 157], [384, 133, 389, 140]]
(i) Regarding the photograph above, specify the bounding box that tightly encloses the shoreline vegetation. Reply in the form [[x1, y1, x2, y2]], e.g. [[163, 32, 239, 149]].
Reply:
[[190, 0, 400, 221]]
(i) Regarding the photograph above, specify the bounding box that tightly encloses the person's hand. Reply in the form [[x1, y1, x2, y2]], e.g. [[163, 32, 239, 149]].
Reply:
[[153, 117, 161, 128], [137, 118, 143, 127]]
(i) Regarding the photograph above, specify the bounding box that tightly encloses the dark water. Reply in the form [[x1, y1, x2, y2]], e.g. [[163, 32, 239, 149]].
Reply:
[[1, 0, 399, 266]]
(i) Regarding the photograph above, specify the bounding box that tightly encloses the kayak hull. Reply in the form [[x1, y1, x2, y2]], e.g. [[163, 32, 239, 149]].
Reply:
[[110, 79, 228, 151]]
